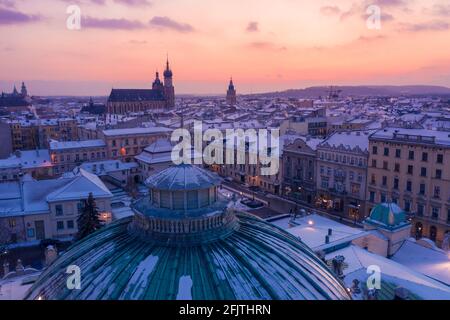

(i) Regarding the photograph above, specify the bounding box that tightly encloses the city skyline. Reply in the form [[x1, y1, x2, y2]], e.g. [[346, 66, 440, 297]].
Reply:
[[1, 0, 450, 95]]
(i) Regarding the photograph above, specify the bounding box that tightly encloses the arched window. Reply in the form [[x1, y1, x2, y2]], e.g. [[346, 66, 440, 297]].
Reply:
[[430, 226, 437, 242], [415, 222, 423, 239]]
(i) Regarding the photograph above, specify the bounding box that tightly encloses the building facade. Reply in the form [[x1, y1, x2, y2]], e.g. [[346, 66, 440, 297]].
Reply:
[[49, 140, 107, 175], [101, 127, 172, 162], [316, 131, 370, 221], [9, 118, 78, 151], [0, 169, 112, 244], [366, 128, 450, 247], [282, 137, 320, 205]]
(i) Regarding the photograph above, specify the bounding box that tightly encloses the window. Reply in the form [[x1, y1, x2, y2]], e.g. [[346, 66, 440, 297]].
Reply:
[[77, 202, 83, 214], [437, 154, 443, 164], [393, 178, 399, 190], [407, 165, 413, 175], [420, 167, 427, 177], [369, 191, 375, 202], [431, 207, 439, 220], [27, 228, 35, 238], [383, 161, 388, 170], [381, 193, 386, 203], [384, 147, 389, 156], [433, 186, 440, 199], [321, 177, 329, 189], [8, 218, 16, 228], [382, 176, 387, 186], [371, 159, 377, 168], [406, 181, 412, 192], [404, 200, 411, 212], [395, 149, 401, 158], [394, 163, 400, 172], [57, 221, 64, 230], [55, 204, 63, 216], [370, 174, 376, 185], [67, 220, 74, 229], [112, 140, 116, 147], [408, 150, 414, 160], [435, 169, 442, 179], [422, 152, 428, 162], [417, 204, 424, 217], [372, 146, 378, 155], [419, 183, 425, 195], [447, 208, 450, 223]]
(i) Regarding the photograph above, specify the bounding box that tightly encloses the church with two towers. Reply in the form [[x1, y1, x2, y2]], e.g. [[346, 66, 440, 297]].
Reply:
[[106, 58, 175, 114]]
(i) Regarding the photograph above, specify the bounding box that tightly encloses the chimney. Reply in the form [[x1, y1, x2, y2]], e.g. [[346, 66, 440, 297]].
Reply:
[[45, 245, 58, 267], [15, 259, 24, 275], [328, 228, 333, 236], [331, 255, 345, 278], [393, 287, 409, 300], [325, 235, 330, 244], [3, 261, 9, 276]]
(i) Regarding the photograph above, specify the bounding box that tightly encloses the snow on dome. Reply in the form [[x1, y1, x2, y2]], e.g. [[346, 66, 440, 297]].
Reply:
[[145, 164, 222, 191], [25, 212, 351, 300], [25, 164, 351, 300]]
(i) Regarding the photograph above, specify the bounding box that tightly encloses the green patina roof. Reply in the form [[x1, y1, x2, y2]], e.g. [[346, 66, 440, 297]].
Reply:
[[366, 202, 408, 230], [25, 212, 351, 300]]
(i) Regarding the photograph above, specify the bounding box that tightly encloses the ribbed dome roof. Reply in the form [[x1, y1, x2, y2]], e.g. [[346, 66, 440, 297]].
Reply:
[[25, 212, 351, 300], [145, 164, 222, 191]]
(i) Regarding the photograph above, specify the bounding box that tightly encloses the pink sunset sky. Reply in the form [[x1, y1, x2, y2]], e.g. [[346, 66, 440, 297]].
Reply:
[[0, 0, 449, 95]]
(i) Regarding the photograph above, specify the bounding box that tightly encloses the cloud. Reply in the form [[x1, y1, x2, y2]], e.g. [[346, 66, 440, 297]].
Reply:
[[0, 0, 15, 8], [367, 0, 405, 6], [149, 16, 194, 33], [247, 41, 287, 51], [114, 0, 152, 6], [83, 16, 146, 29], [320, 5, 341, 16], [425, 4, 450, 16], [129, 39, 148, 44], [59, 0, 151, 5], [0, 7, 41, 25], [399, 20, 450, 32], [246, 21, 259, 32]]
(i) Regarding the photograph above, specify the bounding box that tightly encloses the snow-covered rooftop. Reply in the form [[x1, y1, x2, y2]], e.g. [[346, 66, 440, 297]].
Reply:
[[0, 150, 52, 169], [319, 131, 372, 152], [371, 128, 450, 147], [49, 139, 105, 150], [271, 214, 364, 249], [102, 127, 172, 137], [391, 239, 450, 286]]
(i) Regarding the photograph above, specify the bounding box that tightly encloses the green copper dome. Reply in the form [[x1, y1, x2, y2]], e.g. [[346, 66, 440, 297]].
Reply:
[[25, 165, 351, 300], [366, 202, 408, 230]]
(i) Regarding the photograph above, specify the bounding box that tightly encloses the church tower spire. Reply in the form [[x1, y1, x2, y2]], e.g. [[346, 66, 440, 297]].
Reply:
[[226, 77, 237, 106], [163, 55, 175, 109]]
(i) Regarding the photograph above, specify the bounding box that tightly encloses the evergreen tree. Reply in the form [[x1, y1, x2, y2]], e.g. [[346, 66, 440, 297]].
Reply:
[[76, 193, 102, 240]]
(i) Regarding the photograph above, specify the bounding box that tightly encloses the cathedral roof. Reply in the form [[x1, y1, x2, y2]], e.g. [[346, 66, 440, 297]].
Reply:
[[108, 89, 165, 103]]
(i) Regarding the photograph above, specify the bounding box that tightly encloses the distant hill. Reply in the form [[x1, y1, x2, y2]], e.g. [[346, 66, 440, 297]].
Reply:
[[247, 85, 450, 98]]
